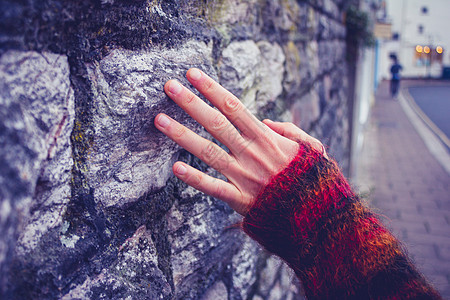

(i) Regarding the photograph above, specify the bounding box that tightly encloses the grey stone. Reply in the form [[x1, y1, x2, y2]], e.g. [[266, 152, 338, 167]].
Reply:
[[219, 40, 285, 114], [268, 282, 283, 300], [200, 280, 228, 300], [205, 0, 259, 26], [322, 0, 342, 20], [85, 40, 216, 208], [167, 181, 243, 299], [0, 50, 74, 290], [291, 89, 321, 131], [279, 263, 304, 299], [255, 41, 285, 112], [283, 40, 321, 98], [268, 0, 300, 32], [61, 225, 172, 300], [219, 40, 261, 104], [279, 263, 296, 289], [230, 236, 260, 299], [258, 256, 282, 296]]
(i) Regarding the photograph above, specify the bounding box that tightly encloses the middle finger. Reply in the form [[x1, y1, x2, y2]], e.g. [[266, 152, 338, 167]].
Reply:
[[164, 79, 250, 154]]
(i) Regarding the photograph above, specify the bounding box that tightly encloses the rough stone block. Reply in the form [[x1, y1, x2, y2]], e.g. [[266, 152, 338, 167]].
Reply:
[[200, 280, 228, 300], [0, 50, 74, 291], [291, 89, 321, 131], [219, 40, 285, 115], [230, 236, 260, 299], [85, 40, 216, 208]]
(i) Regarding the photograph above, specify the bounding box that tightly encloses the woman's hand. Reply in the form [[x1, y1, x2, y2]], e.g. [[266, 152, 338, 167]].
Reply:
[[154, 68, 326, 215]]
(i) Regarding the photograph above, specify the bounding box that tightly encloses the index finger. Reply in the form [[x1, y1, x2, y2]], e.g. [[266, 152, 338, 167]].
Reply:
[[186, 68, 266, 140]]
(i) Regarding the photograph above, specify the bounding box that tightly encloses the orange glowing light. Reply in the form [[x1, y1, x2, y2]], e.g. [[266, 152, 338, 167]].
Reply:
[[416, 45, 423, 53], [436, 46, 443, 54], [424, 46, 430, 53]]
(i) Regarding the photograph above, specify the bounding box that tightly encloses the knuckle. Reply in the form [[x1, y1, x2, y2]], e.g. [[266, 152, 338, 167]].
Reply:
[[210, 113, 228, 131], [214, 184, 225, 199], [174, 126, 186, 139], [185, 92, 196, 104], [223, 95, 241, 113], [312, 138, 321, 145], [203, 77, 215, 93], [287, 122, 298, 132], [188, 173, 202, 186], [201, 143, 219, 161], [312, 139, 324, 151]]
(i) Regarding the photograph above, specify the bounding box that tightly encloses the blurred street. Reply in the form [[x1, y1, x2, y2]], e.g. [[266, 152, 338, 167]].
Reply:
[[408, 85, 450, 139], [356, 80, 450, 298]]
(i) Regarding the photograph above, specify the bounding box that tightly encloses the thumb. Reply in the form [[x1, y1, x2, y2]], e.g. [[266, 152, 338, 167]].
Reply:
[[262, 119, 307, 142], [262, 119, 328, 159]]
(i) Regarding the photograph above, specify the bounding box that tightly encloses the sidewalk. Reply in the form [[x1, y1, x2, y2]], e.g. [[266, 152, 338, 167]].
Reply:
[[355, 80, 450, 297]]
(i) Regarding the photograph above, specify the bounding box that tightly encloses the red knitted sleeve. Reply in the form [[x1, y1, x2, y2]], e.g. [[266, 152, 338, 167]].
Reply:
[[242, 143, 442, 299]]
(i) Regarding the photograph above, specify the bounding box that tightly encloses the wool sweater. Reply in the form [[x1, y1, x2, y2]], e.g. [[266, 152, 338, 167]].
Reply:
[[242, 143, 442, 299]]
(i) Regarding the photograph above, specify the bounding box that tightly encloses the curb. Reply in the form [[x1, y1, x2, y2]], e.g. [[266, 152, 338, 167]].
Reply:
[[398, 88, 450, 175]]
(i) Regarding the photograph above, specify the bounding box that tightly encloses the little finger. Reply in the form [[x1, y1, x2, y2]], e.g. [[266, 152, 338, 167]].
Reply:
[[173, 162, 247, 215]]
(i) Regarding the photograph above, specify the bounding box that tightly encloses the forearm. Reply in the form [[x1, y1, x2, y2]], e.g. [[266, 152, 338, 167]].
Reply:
[[243, 143, 441, 299]]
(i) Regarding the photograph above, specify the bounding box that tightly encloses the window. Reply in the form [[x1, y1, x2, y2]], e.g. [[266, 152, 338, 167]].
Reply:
[[421, 6, 428, 14]]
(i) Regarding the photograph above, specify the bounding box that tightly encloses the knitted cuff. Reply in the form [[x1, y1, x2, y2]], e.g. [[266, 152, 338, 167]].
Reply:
[[242, 142, 354, 259], [242, 142, 441, 299]]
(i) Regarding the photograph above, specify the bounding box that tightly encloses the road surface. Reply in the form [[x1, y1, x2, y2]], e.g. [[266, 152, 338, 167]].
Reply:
[[408, 86, 450, 139]]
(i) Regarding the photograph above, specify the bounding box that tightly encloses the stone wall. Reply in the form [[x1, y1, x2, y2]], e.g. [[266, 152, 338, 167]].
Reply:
[[0, 0, 354, 299]]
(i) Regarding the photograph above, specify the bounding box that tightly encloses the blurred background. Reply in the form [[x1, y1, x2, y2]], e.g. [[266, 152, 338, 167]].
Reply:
[[352, 0, 450, 298], [350, 0, 450, 176]]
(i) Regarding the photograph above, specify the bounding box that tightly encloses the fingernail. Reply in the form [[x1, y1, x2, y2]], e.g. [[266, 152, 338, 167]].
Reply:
[[168, 80, 182, 95], [189, 69, 202, 81], [157, 115, 170, 128], [176, 164, 187, 175]]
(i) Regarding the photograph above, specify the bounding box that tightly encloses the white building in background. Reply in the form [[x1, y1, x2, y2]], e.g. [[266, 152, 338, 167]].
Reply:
[[377, 0, 449, 80]]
